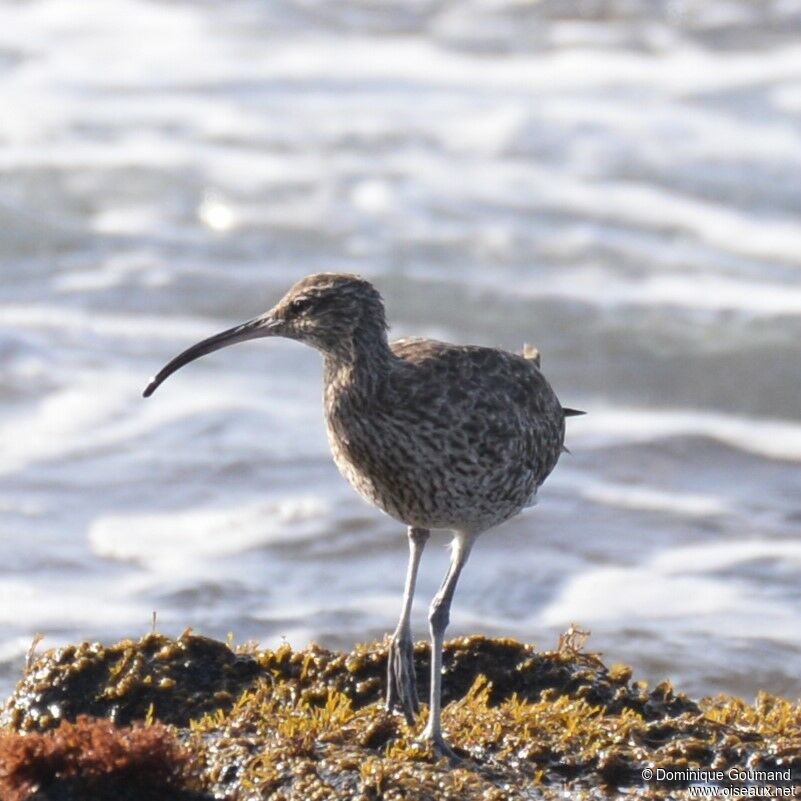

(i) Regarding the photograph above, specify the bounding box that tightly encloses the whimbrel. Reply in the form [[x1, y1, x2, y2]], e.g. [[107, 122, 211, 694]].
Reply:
[[144, 273, 582, 757]]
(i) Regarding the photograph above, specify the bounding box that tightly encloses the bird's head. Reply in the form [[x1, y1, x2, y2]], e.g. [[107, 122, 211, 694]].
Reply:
[[143, 273, 387, 397], [269, 272, 387, 350]]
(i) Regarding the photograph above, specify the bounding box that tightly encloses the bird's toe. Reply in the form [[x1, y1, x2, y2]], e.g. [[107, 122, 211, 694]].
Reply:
[[416, 729, 464, 765], [385, 633, 419, 725]]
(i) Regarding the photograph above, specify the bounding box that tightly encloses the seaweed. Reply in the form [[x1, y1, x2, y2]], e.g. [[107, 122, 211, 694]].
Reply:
[[2, 631, 260, 732], [3, 631, 800, 800], [0, 715, 206, 801]]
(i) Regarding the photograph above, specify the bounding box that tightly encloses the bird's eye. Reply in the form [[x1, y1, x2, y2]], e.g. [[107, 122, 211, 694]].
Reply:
[[290, 296, 314, 315]]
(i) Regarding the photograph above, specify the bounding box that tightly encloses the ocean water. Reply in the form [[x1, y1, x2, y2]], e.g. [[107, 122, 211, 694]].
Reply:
[[1, 0, 801, 703]]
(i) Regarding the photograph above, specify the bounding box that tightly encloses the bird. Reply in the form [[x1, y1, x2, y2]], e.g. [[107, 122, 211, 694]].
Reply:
[[143, 273, 583, 759]]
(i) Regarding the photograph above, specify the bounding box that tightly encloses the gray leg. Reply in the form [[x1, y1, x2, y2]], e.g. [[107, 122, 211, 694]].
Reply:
[[386, 526, 430, 723], [420, 532, 474, 757]]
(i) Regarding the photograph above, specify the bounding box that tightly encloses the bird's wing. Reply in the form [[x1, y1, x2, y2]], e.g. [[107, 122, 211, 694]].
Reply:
[[389, 338, 562, 417]]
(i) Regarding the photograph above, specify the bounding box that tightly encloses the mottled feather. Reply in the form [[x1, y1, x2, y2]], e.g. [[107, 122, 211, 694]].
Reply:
[[324, 335, 567, 533]]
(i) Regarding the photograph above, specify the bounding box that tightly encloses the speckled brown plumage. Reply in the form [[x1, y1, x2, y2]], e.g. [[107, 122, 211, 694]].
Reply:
[[325, 335, 565, 534], [143, 272, 582, 759]]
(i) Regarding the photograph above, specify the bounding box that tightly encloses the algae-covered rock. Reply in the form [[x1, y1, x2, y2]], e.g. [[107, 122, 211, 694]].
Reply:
[[255, 633, 698, 723], [2, 631, 800, 800], [1, 631, 260, 732]]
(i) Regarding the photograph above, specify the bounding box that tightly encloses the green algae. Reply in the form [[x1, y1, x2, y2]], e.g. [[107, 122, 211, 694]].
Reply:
[[2, 631, 800, 800]]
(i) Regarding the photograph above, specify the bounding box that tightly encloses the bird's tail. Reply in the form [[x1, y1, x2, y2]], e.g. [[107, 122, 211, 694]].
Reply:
[[521, 343, 541, 367]]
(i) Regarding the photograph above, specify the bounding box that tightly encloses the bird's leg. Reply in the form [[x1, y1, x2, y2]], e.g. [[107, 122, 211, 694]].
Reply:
[[386, 526, 430, 724], [420, 532, 474, 760]]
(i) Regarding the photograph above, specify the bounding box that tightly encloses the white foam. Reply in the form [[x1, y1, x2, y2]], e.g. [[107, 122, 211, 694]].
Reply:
[[541, 566, 740, 625], [0, 369, 304, 476], [541, 540, 801, 645], [581, 481, 729, 518], [535, 92, 801, 165], [650, 540, 801, 575], [571, 405, 801, 463], [230, 39, 801, 98], [535, 268, 801, 316], [1, 304, 217, 342], [54, 262, 171, 292], [542, 182, 801, 268], [252, 593, 402, 626], [0, 0, 211, 90], [5, 0, 801, 97], [405, 155, 801, 269], [0, 378, 133, 476], [0, 496, 44, 517], [0, 577, 144, 629], [0, 636, 37, 664], [92, 205, 164, 235], [89, 496, 331, 568]]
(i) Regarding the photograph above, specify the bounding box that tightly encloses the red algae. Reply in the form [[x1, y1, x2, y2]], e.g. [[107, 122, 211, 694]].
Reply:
[[0, 715, 202, 801]]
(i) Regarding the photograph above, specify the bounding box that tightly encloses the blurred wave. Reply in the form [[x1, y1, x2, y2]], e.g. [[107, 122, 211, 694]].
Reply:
[[1, 0, 801, 700]]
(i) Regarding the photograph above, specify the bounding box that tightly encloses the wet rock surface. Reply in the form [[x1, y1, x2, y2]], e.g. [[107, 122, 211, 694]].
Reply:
[[2, 631, 799, 800], [2, 631, 260, 732]]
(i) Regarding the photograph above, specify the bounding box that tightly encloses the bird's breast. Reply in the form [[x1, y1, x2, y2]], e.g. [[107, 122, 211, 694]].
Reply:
[[322, 383, 563, 532], [323, 399, 396, 517]]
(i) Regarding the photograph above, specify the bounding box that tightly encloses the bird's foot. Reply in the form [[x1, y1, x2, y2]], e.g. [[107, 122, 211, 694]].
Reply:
[[385, 631, 419, 725], [416, 727, 464, 765]]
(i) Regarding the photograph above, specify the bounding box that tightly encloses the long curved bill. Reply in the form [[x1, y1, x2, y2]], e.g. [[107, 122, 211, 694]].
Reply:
[[143, 314, 276, 398]]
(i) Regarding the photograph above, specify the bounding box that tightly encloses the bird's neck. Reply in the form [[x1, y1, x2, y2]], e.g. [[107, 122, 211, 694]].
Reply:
[[322, 324, 392, 402]]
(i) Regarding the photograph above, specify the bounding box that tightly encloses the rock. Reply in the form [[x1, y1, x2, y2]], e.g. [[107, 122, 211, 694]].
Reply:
[[2, 632, 799, 800]]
